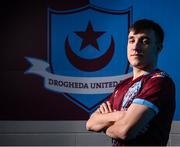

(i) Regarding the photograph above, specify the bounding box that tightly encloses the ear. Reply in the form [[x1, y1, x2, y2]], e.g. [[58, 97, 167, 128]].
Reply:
[[157, 43, 163, 53]]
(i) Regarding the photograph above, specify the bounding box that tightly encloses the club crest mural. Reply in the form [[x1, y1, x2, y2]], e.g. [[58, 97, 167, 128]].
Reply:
[[25, 4, 133, 113]]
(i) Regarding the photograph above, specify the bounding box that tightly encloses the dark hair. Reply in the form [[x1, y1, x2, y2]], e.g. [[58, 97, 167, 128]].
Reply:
[[129, 19, 164, 44]]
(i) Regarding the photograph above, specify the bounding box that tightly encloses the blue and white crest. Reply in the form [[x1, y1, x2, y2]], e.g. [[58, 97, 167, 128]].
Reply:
[[25, 4, 133, 113]]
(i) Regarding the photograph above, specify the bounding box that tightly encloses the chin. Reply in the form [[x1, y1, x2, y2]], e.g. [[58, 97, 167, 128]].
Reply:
[[130, 61, 141, 67], [131, 63, 145, 69]]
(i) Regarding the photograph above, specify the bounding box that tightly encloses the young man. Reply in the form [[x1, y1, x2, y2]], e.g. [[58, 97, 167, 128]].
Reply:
[[86, 19, 176, 146]]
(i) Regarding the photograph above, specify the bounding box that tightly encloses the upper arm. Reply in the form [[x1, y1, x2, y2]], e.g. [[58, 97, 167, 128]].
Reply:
[[106, 103, 156, 140], [122, 103, 156, 139]]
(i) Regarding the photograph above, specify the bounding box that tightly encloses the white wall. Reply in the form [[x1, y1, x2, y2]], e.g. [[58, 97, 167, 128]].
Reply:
[[0, 121, 179, 146]]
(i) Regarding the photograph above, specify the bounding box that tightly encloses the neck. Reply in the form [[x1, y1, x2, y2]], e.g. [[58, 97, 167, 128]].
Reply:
[[132, 66, 156, 80]]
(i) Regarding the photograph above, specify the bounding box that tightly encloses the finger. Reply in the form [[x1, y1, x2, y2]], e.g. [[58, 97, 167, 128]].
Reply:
[[106, 101, 113, 112], [96, 108, 101, 113], [102, 103, 109, 113], [99, 104, 105, 113]]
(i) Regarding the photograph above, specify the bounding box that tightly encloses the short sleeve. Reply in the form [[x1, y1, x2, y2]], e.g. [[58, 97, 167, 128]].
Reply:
[[132, 75, 174, 114]]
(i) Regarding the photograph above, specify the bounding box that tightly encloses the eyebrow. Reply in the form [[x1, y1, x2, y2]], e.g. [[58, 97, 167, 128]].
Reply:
[[128, 36, 134, 40], [128, 36, 150, 40]]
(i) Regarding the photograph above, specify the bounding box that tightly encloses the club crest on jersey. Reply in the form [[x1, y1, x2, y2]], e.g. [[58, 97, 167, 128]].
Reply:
[[151, 71, 167, 79], [25, 4, 133, 113]]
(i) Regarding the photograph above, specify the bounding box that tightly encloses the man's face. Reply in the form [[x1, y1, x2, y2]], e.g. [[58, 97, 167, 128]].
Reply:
[[127, 29, 160, 70]]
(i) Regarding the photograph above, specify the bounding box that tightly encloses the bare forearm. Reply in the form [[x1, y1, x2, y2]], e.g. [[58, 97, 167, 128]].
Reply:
[[86, 112, 119, 132], [86, 110, 126, 132], [106, 104, 155, 140], [86, 101, 126, 132], [106, 121, 128, 140]]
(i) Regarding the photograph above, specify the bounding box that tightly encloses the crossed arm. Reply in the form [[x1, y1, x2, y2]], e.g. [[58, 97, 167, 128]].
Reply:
[[86, 101, 155, 140]]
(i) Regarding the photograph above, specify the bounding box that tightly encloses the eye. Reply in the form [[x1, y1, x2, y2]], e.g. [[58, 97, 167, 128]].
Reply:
[[142, 38, 150, 45], [128, 38, 135, 44]]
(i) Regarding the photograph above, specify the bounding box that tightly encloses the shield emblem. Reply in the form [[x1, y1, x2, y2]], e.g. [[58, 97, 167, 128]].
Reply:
[[48, 5, 132, 113]]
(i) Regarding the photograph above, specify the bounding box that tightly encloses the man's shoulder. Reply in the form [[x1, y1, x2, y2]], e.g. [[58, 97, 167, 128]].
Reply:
[[150, 69, 169, 79], [144, 69, 174, 86]]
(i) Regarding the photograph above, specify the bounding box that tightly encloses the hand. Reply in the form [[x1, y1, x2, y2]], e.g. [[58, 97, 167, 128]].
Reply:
[[98, 101, 114, 114]]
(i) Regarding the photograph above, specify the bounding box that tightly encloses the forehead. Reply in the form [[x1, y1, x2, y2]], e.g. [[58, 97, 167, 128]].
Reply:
[[128, 29, 156, 40]]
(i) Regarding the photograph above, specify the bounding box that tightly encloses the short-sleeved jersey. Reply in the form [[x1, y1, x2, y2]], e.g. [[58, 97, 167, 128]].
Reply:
[[108, 69, 175, 146]]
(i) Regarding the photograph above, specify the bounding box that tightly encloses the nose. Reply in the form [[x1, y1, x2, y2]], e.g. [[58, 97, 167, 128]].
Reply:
[[133, 40, 141, 51]]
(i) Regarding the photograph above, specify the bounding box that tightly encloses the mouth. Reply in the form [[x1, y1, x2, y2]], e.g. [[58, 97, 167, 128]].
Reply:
[[131, 53, 143, 57]]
